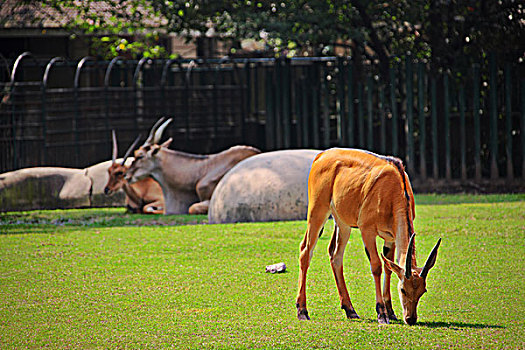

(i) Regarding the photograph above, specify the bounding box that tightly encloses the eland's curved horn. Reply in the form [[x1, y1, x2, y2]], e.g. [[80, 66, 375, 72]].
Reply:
[[111, 130, 118, 164], [152, 118, 173, 145], [122, 134, 142, 165], [420, 238, 442, 279], [143, 117, 166, 147], [405, 233, 416, 279]]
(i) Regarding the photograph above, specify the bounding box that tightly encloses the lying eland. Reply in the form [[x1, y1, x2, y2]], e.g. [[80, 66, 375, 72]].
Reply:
[[125, 118, 260, 215]]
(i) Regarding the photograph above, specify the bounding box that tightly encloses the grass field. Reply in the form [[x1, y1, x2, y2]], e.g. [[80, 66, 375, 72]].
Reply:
[[0, 194, 524, 349]]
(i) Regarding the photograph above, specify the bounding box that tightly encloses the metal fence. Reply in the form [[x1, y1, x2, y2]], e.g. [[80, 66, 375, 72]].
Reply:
[[1, 52, 524, 187]]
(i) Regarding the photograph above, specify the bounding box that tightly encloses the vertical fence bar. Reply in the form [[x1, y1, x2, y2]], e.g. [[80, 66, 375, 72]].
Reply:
[[522, 79, 525, 178], [366, 75, 373, 150], [357, 82, 364, 147], [322, 65, 330, 148], [245, 62, 252, 121], [431, 77, 438, 179], [379, 84, 386, 154], [459, 84, 467, 180], [489, 54, 499, 179], [311, 63, 320, 149], [272, 61, 280, 149], [347, 61, 354, 147], [265, 68, 275, 150], [405, 55, 415, 174], [40, 81, 47, 165], [418, 62, 426, 178], [444, 73, 451, 179], [390, 66, 398, 156], [504, 63, 513, 179], [472, 64, 482, 180], [294, 80, 302, 147], [282, 58, 291, 149], [301, 77, 309, 147], [337, 57, 346, 145]]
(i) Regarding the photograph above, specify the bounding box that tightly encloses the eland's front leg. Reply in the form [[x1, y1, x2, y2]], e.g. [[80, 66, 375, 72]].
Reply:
[[382, 242, 398, 321], [361, 227, 389, 324]]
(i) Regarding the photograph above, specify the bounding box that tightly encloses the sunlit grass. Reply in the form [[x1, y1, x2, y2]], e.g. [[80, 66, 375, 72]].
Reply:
[[0, 194, 523, 349]]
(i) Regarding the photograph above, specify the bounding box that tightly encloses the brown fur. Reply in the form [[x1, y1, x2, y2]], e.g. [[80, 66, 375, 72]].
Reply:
[[126, 141, 260, 215], [104, 162, 164, 214], [295, 148, 441, 325]]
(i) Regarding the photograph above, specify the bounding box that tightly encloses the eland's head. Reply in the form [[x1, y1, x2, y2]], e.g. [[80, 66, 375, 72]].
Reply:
[[382, 234, 441, 325], [104, 130, 140, 195], [125, 117, 172, 184]]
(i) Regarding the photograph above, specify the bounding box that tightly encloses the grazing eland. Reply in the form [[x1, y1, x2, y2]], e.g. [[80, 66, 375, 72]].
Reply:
[[296, 148, 441, 325]]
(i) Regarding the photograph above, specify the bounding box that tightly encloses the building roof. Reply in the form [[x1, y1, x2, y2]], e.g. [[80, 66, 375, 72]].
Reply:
[[0, 0, 164, 30]]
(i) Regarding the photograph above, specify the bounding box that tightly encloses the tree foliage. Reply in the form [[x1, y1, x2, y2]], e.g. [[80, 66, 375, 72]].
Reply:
[[22, 0, 525, 65]]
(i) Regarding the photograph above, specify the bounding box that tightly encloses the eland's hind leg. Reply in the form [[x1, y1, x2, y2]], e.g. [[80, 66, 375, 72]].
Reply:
[[328, 223, 359, 319], [296, 204, 331, 320]]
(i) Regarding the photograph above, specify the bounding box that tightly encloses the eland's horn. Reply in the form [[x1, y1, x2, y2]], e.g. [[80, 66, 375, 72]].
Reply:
[[405, 233, 416, 279], [152, 118, 172, 145], [122, 134, 142, 165], [111, 130, 118, 164], [420, 238, 442, 279], [142, 117, 166, 147]]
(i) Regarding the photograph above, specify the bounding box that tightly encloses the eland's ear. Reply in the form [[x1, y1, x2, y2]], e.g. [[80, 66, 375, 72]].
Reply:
[[160, 137, 173, 149], [420, 238, 442, 279], [151, 145, 162, 156], [381, 254, 404, 279]]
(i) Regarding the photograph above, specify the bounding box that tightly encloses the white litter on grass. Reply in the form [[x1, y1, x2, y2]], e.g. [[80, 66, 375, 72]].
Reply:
[[265, 262, 286, 273]]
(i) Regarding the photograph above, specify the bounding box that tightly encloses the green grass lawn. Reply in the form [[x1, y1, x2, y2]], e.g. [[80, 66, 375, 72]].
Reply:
[[0, 194, 524, 349]]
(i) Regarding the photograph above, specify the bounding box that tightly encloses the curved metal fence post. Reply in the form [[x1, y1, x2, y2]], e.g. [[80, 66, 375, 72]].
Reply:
[[133, 56, 151, 131], [160, 58, 178, 119], [41, 56, 66, 165], [73, 56, 95, 166], [104, 56, 125, 152], [10, 52, 36, 170]]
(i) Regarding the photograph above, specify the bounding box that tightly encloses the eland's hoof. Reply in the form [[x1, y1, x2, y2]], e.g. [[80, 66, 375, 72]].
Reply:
[[378, 314, 390, 324], [342, 305, 360, 319], [297, 308, 310, 321]]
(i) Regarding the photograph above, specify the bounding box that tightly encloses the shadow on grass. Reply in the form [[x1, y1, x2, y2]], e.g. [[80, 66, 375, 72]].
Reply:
[[358, 318, 504, 330], [0, 210, 208, 235], [417, 321, 505, 330]]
